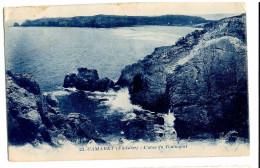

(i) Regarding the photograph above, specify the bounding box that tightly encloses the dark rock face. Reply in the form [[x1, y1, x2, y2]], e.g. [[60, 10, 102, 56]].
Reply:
[[117, 14, 248, 140], [43, 93, 60, 114], [93, 77, 115, 92], [63, 73, 76, 88], [63, 68, 114, 92], [116, 28, 206, 112], [6, 71, 44, 145], [7, 70, 40, 95], [166, 14, 248, 139], [124, 119, 147, 140], [167, 37, 248, 139], [6, 71, 104, 146], [64, 113, 105, 143], [74, 68, 99, 90]]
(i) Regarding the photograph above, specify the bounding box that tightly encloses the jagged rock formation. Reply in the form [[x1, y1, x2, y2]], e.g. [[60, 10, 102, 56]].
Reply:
[[7, 71, 44, 145], [63, 67, 114, 92], [117, 14, 248, 139], [6, 70, 104, 146], [116, 29, 206, 112]]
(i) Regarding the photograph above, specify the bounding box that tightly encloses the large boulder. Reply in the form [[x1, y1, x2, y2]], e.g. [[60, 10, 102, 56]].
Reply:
[[63, 67, 114, 92], [167, 36, 248, 139], [165, 14, 248, 139], [74, 68, 99, 90]]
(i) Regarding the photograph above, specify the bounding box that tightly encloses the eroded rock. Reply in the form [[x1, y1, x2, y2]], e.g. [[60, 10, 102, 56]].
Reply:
[[166, 15, 248, 139], [63, 68, 114, 92], [117, 14, 248, 140], [6, 71, 44, 145], [6, 71, 105, 146]]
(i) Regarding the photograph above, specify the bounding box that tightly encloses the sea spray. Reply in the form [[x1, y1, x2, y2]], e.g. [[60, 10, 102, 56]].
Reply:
[[49, 87, 179, 143], [164, 109, 176, 127], [153, 110, 177, 141], [104, 88, 143, 113]]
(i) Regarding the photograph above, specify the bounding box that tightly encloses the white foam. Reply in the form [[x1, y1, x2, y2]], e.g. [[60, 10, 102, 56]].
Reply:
[[63, 87, 77, 92], [120, 113, 137, 121], [102, 88, 143, 113], [44, 87, 78, 97], [164, 110, 176, 127], [43, 90, 70, 97], [51, 90, 71, 96]]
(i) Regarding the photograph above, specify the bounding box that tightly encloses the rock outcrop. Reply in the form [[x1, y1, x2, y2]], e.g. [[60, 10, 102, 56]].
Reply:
[[117, 14, 248, 140], [7, 70, 40, 95], [116, 29, 206, 112], [6, 70, 104, 146], [63, 68, 114, 92], [7, 70, 44, 145], [167, 14, 248, 139], [63, 73, 76, 88]]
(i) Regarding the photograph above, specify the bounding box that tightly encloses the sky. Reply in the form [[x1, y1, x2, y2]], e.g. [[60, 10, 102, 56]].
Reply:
[[4, 2, 246, 22]]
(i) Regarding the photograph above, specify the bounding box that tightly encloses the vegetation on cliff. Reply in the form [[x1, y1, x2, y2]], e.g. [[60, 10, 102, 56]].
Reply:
[[19, 14, 209, 28]]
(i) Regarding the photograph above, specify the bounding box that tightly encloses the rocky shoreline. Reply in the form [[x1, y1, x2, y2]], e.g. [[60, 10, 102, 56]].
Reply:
[[6, 14, 249, 146], [116, 14, 248, 140], [7, 70, 105, 146]]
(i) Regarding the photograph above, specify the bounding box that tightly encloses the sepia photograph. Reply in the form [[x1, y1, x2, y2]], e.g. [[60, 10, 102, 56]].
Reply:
[[3, 2, 252, 162]]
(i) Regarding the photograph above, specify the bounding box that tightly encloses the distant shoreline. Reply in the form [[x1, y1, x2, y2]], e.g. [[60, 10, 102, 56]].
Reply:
[[10, 24, 206, 29], [14, 14, 211, 28]]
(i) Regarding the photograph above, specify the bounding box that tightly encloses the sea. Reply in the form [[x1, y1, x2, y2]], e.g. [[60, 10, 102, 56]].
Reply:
[[5, 26, 200, 143]]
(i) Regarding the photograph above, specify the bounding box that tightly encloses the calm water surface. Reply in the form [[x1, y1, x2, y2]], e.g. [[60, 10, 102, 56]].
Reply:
[[5, 26, 199, 92]]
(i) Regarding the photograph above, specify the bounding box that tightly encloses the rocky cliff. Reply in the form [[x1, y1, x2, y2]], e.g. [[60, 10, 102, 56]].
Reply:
[[167, 14, 248, 139], [6, 70, 104, 146], [117, 14, 248, 140], [116, 27, 206, 112]]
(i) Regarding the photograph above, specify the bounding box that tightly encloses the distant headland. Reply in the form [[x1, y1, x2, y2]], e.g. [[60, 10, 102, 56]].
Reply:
[[14, 15, 210, 28]]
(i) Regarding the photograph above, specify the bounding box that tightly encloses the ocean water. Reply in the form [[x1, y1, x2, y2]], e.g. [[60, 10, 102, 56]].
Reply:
[[5, 26, 199, 92], [5, 26, 199, 143], [55, 88, 177, 142]]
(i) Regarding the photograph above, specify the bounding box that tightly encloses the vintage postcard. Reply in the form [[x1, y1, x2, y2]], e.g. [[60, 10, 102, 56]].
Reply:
[[4, 2, 249, 161]]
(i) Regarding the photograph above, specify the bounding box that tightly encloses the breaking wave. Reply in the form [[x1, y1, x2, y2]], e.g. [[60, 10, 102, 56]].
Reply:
[[93, 88, 144, 113]]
